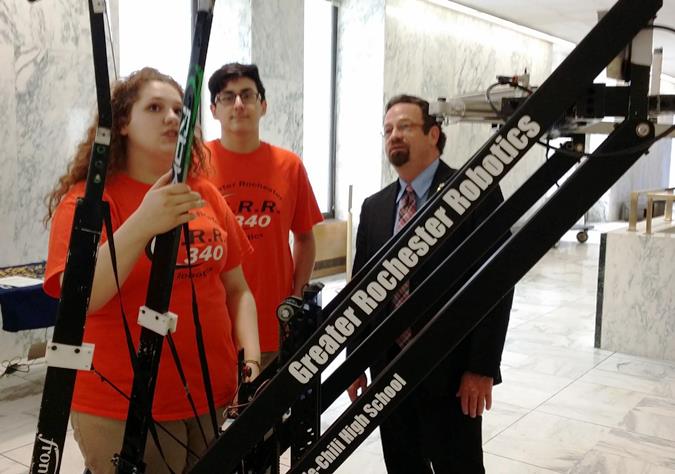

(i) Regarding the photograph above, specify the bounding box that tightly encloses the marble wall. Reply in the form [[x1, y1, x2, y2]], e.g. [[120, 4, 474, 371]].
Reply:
[[386, 0, 553, 202], [0, 0, 115, 362], [0, 0, 115, 268], [334, 0, 555, 225], [598, 222, 675, 361], [383, 0, 552, 188]]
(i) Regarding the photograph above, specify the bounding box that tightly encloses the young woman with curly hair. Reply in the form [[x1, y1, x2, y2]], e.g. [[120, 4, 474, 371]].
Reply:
[[44, 67, 260, 473]]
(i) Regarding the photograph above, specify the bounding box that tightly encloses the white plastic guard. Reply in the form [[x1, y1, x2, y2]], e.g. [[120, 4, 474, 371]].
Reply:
[[137, 305, 178, 336], [197, 0, 215, 12], [95, 127, 111, 146], [45, 341, 95, 371], [92, 0, 106, 14]]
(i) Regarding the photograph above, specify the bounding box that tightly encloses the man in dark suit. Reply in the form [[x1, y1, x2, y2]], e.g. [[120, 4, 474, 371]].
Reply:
[[347, 94, 513, 473]]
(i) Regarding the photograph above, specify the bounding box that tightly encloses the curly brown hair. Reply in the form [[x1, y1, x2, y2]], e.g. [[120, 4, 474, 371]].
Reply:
[[45, 67, 210, 224]]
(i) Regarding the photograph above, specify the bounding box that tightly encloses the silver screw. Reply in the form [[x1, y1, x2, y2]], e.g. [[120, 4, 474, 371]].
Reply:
[[636, 123, 650, 137]]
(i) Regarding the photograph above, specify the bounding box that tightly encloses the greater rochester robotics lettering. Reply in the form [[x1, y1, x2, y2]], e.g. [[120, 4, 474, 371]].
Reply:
[[288, 306, 362, 384], [442, 115, 540, 215], [288, 116, 541, 386], [287, 204, 454, 385], [301, 374, 407, 474]]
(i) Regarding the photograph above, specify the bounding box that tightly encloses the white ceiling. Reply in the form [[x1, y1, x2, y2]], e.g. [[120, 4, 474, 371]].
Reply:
[[451, 0, 675, 79]]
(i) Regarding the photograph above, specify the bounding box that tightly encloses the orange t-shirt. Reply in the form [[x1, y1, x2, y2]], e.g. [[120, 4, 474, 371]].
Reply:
[[205, 141, 323, 352], [44, 173, 252, 421]]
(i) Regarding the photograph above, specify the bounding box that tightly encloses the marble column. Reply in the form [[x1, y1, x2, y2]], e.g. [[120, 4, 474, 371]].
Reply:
[[598, 223, 675, 361], [202, 0, 252, 141], [252, 0, 304, 154], [202, 0, 304, 155]]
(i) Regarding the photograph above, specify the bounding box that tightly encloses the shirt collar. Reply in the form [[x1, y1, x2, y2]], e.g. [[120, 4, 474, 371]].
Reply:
[[396, 159, 440, 204]]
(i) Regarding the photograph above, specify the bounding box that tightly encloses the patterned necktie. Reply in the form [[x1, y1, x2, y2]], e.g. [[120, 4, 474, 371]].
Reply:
[[392, 184, 416, 347]]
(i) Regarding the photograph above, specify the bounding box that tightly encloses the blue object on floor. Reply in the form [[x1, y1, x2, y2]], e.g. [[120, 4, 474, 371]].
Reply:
[[0, 284, 58, 332]]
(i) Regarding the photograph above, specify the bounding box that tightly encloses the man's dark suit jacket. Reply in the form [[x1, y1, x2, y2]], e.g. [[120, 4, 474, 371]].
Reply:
[[352, 159, 513, 390]]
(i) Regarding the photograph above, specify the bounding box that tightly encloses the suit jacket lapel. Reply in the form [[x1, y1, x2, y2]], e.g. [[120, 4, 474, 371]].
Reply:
[[429, 160, 454, 199], [374, 182, 398, 247]]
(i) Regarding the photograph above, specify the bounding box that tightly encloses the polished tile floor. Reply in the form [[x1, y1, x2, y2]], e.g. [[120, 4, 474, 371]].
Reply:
[[2, 226, 675, 473]]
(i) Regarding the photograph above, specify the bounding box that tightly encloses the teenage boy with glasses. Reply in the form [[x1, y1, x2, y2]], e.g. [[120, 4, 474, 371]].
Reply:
[[206, 63, 323, 368]]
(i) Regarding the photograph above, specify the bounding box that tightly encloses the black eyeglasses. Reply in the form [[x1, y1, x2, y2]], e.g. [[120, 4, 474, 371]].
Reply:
[[381, 121, 425, 139], [216, 89, 261, 106]]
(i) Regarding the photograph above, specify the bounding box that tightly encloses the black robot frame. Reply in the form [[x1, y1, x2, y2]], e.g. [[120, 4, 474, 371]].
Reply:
[[29, 2, 112, 473], [190, 0, 664, 472]]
